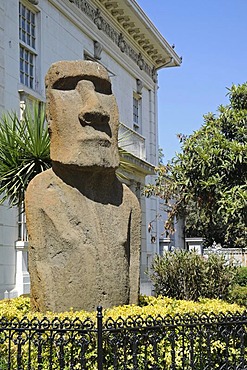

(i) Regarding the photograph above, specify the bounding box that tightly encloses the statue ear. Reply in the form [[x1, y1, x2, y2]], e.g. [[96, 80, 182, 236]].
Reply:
[[45, 90, 58, 137]]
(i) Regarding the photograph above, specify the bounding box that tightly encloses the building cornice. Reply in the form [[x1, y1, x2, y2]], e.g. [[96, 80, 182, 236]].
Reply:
[[67, 0, 181, 81], [94, 0, 182, 69]]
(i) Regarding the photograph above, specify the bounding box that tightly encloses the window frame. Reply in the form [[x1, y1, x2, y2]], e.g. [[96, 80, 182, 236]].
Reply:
[[19, 1, 39, 91], [133, 92, 142, 132]]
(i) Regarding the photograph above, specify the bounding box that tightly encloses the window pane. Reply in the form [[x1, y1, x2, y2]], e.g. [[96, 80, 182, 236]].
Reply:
[[20, 46, 24, 58], [19, 3, 37, 90], [20, 72, 24, 84], [133, 97, 139, 124], [31, 25, 35, 36], [21, 5, 25, 17]]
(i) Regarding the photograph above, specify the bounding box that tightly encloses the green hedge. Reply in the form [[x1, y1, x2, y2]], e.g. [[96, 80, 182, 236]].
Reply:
[[233, 266, 247, 287], [228, 285, 247, 307]]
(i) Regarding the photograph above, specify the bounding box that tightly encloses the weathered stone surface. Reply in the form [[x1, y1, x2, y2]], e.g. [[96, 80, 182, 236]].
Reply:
[[45, 61, 119, 169], [25, 61, 141, 312]]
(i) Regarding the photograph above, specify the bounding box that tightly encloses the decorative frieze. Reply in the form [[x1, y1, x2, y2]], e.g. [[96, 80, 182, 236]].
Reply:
[[69, 0, 156, 81]]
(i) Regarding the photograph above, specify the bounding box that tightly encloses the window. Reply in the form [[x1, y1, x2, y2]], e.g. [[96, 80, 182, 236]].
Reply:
[[133, 96, 139, 125], [133, 79, 143, 132], [19, 2, 37, 89], [133, 93, 142, 132]]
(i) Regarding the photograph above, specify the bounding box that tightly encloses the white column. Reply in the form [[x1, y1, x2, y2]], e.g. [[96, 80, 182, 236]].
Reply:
[[9, 241, 30, 298]]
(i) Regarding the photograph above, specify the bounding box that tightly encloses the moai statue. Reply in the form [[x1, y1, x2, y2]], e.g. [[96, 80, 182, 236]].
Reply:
[[25, 61, 141, 312]]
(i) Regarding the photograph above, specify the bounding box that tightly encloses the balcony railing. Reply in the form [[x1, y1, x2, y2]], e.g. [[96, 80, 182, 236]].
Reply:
[[119, 123, 146, 161]]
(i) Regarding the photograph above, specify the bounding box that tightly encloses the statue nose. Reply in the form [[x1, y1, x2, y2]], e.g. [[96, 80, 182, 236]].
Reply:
[[79, 110, 110, 126], [77, 84, 110, 126]]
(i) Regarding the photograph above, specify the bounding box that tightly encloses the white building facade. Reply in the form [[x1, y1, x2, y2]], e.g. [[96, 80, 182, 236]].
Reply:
[[0, 0, 181, 299]]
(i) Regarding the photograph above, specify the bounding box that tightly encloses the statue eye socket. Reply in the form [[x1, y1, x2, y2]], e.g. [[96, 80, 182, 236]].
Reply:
[[52, 76, 112, 95]]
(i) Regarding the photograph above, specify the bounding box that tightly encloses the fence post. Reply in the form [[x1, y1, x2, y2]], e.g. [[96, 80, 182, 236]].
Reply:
[[97, 306, 103, 370]]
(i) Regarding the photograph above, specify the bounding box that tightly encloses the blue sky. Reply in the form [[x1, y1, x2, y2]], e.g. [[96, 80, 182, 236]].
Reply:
[[137, 0, 247, 161]]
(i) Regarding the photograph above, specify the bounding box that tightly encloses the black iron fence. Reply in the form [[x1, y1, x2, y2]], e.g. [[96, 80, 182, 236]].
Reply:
[[0, 307, 247, 369]]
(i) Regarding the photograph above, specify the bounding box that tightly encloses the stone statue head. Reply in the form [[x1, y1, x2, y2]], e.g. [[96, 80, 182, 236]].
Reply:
[[45, 60, 119, 169]]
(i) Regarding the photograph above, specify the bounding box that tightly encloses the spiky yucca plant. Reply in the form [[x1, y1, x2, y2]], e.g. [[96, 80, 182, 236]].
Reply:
[[0, 102, 50, 207]]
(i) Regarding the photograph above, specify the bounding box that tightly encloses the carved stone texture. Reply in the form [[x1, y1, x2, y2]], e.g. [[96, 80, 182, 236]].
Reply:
[[25, 61, 141, 313]]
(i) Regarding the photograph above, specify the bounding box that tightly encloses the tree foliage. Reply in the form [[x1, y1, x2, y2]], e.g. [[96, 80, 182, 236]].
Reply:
[[145, 83, 247, 247]]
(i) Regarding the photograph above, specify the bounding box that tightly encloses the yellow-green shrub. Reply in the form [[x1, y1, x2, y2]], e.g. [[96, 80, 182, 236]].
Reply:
[[0, 295, 244, 322], [105, 295, 244, 320], [0, 296, 245, 370]]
